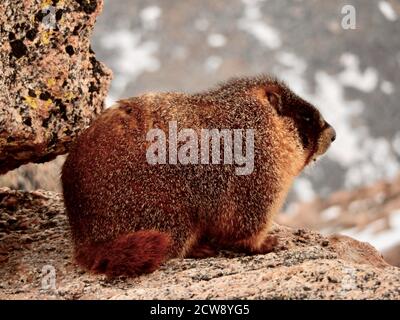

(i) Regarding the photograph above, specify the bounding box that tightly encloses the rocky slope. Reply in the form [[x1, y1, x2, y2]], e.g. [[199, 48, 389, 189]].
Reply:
[[0, 188, 399, 300]]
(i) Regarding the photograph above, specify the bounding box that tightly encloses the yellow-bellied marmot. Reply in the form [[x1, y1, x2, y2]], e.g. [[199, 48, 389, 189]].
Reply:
[[62, 75, 336, 277]]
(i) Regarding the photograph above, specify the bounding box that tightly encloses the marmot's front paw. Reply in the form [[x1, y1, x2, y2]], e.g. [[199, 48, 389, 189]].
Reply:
[[258, 235, 278, 254]]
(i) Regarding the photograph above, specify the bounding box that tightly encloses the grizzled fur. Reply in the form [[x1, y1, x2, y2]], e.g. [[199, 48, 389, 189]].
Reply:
[[62, 75, 336, 277]]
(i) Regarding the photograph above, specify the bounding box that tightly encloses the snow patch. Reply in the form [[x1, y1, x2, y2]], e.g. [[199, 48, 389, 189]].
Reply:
[[100, 29, 160, 102], [293, 178, 315, 202], [105, 96, 116, 108], [204, 56, 223, 72], [338, 53, 378, 92], [378, 1, 398, 21], [284, 202, 300, 217], [238, 0, 281, 49], [207, 33, 227, 48], [345, 137, 400, 188], [321, 206, 341, 221], [140, 6, 162, 30], [342, 210, 400, 252], [380, 81, 395, 95], [274, 52, 309, 96]]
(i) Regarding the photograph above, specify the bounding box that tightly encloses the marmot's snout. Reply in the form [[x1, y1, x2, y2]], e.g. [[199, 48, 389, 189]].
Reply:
[[316, 122, 336, 158], [325, 122, 336, 142]]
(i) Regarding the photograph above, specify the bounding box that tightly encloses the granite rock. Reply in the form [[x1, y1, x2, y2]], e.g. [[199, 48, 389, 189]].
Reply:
[[0, 0, 112, 174], [0, 188, 399, 300]]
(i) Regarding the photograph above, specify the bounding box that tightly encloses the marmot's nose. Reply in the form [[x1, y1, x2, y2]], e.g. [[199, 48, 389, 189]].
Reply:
[[324, 122, 336, 143], [330, 128, 336, 142]]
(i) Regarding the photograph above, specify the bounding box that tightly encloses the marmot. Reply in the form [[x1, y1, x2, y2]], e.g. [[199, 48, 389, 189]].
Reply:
[[62, 75, 336, 277]]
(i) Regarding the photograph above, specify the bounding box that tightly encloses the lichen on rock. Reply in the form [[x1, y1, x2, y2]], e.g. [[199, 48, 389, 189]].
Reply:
[[0, 0, 112, 174]]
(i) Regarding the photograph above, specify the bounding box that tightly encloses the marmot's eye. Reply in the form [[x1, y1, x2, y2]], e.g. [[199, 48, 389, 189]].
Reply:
[[299, 110, 312, 122]]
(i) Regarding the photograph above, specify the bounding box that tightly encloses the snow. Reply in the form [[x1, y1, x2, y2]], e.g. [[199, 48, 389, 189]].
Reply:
[[140, 6, 162, 30], [341, 210, 400, 251], [378, 1, 398, 22], [338, 53, 378, 93], [204, 56, 223, 72], [207, 34, 227, 48], [321, 206, 341, 221], [105, 96, 115, 108], [100, 29, 160, 106], [344, 137, 400, 188], [238, 0, 281, 49], [380, 81, 395, 95], [275, 52, 307, 93], [292, 178, 316, 202]]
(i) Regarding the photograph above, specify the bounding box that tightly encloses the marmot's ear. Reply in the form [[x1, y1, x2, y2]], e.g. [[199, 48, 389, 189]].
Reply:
[[266, 91, 283, 114]]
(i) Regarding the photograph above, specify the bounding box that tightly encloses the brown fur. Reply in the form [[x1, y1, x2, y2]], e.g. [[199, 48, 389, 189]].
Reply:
[[62, 75, 335, 277], [75, 231, 171, 277]]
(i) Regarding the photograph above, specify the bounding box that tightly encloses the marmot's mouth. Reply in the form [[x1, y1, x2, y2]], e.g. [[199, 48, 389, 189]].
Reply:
[[305, 124, 336, 166]]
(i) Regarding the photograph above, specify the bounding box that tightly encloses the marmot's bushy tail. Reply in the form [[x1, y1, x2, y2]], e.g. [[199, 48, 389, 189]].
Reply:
[[75, 230, 171, 277]]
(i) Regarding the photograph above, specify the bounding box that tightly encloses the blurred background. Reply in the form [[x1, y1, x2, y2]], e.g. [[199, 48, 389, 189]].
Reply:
[[1, 0, 400, 264]]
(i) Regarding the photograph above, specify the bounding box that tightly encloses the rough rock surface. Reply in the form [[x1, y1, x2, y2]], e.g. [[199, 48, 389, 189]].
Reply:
[[0, 0, 112, 174], [0, 188, 399, 300]]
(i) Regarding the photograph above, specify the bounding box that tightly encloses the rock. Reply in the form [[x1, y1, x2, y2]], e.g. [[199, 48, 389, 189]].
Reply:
[[0, 188, 399, 300], [0, 157, 64, 192], [0, 0, 112, 174]]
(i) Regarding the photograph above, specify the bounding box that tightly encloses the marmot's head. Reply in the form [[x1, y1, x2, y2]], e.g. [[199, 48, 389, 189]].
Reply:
[[262, 78, 335, 165], [214, 75, 336, 167]]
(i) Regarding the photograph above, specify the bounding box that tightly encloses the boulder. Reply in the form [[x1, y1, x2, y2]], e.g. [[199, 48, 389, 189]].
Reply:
[[0, 0, 112, 174], [0, 187, 399, 299]]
